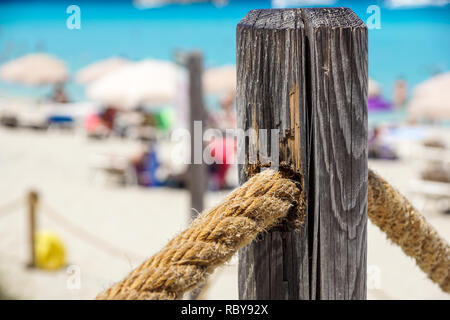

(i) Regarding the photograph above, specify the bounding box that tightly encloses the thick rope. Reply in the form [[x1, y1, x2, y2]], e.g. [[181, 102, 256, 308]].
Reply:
[[368, 169, 450, 293], [97, 168, 450, 299], [96, 169, 302, 300]]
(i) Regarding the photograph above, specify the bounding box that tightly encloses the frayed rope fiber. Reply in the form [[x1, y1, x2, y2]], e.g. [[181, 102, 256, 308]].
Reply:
[[368, 169, 450, 293], [96, 169, 303, 300]]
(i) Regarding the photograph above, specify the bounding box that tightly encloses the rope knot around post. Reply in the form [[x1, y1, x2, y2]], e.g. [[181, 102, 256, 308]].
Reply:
[[96, 169, 304, 300]]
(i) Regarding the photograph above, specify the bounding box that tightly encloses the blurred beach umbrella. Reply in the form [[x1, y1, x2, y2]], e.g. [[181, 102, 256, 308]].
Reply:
[[203, 65, 236, 94], [369, 95, 392, 113], [75, 57, 131, 85], [86, 59, 178, 109], [0, 53, 68, 86], [408, 72, 450, 121]]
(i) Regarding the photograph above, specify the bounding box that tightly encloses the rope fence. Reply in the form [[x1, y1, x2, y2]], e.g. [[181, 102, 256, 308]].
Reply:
[[39, 201, 144, 261], [0, 197, 24, 219], [0, 167, 448, 299], [97, 168, 450, 300], [0, 194, 144, 262]]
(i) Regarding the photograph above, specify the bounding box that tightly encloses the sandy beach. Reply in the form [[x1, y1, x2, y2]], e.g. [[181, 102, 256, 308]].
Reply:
[[0, 127, 449, 300]]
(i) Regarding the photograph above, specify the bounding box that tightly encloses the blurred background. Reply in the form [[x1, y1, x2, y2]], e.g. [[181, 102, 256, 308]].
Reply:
[[0, 0, 449, 300]]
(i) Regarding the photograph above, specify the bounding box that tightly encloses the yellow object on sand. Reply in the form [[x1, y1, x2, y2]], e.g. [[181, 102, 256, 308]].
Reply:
[[35, 231, 66, 270]]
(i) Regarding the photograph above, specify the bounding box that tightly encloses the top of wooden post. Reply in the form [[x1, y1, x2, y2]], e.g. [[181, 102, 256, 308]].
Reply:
[[28, 190, 39, 204], [238, 8, 365, 30]]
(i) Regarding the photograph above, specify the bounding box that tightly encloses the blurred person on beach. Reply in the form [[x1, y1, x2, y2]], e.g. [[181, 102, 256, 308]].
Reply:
[[206, 91, 236, 190], [84, 105, 118, 139], [209, 91, 236, 131], [208, 136, 236, 190], [130, 141, 161, 187], [84, 112, 109, 139], [101, 106, 118, 132], [393, 77, 408, 109], [51, 83, 69, 103], [368, 126, 398, 160]]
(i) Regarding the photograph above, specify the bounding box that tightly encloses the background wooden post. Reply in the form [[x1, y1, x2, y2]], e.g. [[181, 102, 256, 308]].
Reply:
[[186, 51, 207, 300], [27, 190, 38, 268], [186, 51, 206, 221], [237, 8, 368, 299]]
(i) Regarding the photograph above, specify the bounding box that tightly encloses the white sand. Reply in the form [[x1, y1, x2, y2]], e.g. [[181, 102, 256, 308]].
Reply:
[[0, 127, 449, 300]]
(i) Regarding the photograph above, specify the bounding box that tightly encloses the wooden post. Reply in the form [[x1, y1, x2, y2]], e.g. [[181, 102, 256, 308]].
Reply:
[[186, 51, 207, 300], [186, 51, 206, 221], [27, 190, 38, 268], [237, 8, 368, 299]]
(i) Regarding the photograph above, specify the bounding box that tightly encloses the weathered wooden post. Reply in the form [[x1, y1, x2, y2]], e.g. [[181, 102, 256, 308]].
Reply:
[[237, 8, 368, 299], [27, 190, 38, 268], [186, 51, 206, 221]]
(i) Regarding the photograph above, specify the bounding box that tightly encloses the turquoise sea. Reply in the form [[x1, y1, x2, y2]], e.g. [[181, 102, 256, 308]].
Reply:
[[0, 0, 449, 102]]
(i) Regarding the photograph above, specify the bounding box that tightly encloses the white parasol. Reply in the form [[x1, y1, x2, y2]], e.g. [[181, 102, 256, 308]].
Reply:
[[86, 59, 179, 109], [408, 72, 450, 121], [203, 65, 236, 94], [0, 53, 68, 86], [75, 57, 131, 85]]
